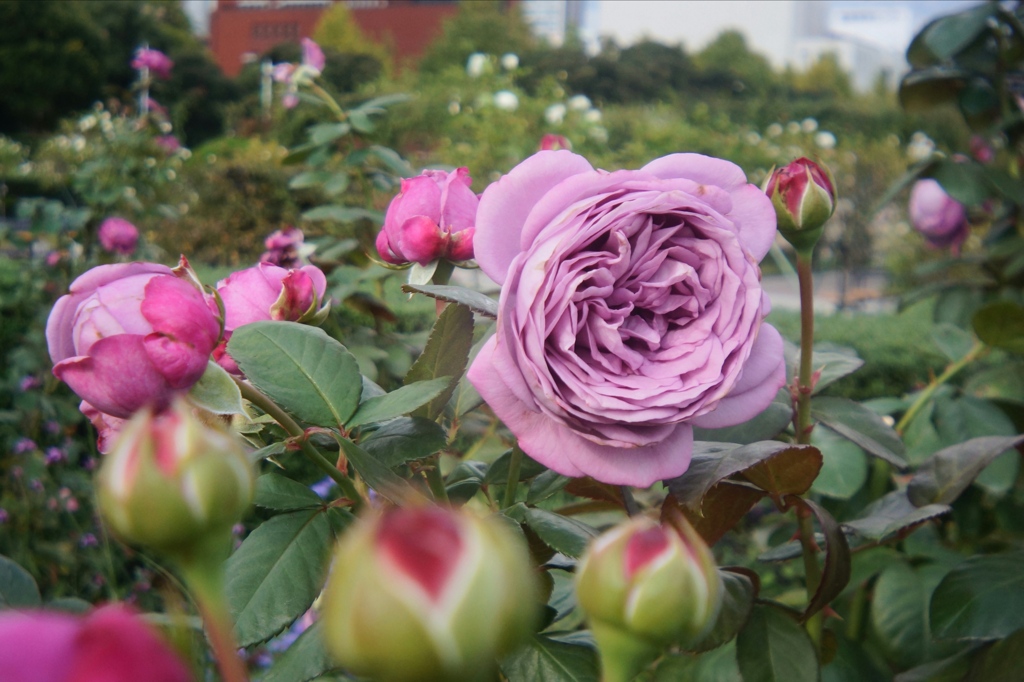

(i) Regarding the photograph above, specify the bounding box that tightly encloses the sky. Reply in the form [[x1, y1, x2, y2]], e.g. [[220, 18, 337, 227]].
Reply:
[[595, 0, 983, 67]]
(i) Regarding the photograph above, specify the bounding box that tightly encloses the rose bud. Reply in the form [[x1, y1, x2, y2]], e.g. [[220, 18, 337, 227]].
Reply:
[[0, 605, 193, 682], [131, 47, 174, 80], [260, 225, 305, 268], [321, 506, 540, 682], [909, 179, 969, 252], [376, 168, 479, 266], [98, 217, 140, 256], [763, 157, 837, 252], [46, 262, 221, 420], [575, 516, 723, 682], [539, 134, 571, 151], [97, 398, 254, 555], [212, 262, 329, 373]]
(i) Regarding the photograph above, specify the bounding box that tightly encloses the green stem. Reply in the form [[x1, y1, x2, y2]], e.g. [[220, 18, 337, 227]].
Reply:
[[424, 455, 449, 503], [233, 376, 364, 508], [502, 446, 524, 509], [178, 539, 248, 682], [797, 509, 823, 646], [845, 579, 869, 642], [795, 251, 815, 446], [894, 341, 985, 435], [308, 83, 347, 122]]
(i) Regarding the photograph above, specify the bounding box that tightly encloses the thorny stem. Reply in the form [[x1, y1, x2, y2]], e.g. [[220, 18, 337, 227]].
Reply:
[[424, 455, 450, 503], [797, 507, 824, 646], [233, 376, 364, 509], [503, 446, 524, 509]]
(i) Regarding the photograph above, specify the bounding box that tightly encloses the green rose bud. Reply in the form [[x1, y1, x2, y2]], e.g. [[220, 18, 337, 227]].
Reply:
[[575, 516, 723, 682], [763, 157, 837, 253], [97, 398, 254, 557], [321, 506, 540, 682]]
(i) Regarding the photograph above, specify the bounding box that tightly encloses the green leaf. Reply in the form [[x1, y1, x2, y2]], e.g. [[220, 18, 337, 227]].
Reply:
[[810, 425, 868, 500], [485, 449, 548, 484], [742, 446, 823, 499], [906, 4, 997, 66], [288, 170, 337, 190], [973, 301, 1024, 355], [736, 604, 820, 682], [667, 442, 821, 511], [346, 377, 451, 428], [347, 109, 375, 134], [501, 635, 599, 682], [359, 417, 448, 468], [965, 362, 1024, 405], [933, 396, 1019, 498], [929, 159, 991, 207], [872, 562, 952, 669], [188, 361, 247, 416], [229, 322, 362, 428], [336, 436, 425, 504], [892, 648, 976, 682], [401, 284, 499, 319], [907, 435, 1024, 506], [307, 122, 351, 145], [680, 482, 765, 546], [445, 461, 488, 506], [527, 470, 570, 505], [254, 473, 325, 511], [653, 641, 742, 681], [523, 508, 599, 559], [842, 491, 950, 543], [969, 628, 1024, 682], [899, 67, 969, 111], [811, 396, 907, 468], [226, 508, 351, 646], [405, 303, 474, 420], [693, 391, 792, 444], [0, 554, 41, 609], [261, 621, 338, 682], [301, 205, 381, 223], [783, 341, 864, 395], [930, 324, 975, 363], [930, 551, 1024, 640], [688, 570, 757, 653]]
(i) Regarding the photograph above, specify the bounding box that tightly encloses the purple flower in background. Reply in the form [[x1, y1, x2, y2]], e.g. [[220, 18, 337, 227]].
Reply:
[[155, 135, 181, 154], [0, 509, 8, 524], [311, 477, 335, 499], [45, 421, 62, 436], [260, 226, 305, 268], [19, 376, 40, 392], [467, 151, 785, 486], [98, 218, 139, 256], [273, 38, 325, 108], [909, 179, 969, 252], [132, 47, 174, 80], [45, 447, 66, 466], [79, 533, 99, 548], [13, 438, 36, 455]]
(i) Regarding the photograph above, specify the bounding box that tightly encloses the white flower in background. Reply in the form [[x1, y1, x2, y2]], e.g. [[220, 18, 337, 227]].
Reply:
[[501, 53, 520, 71], [588, 126, 609, 143], [801, 117, 819, 133], [448, 100, 461, 115], [745, 131, 762, 145], [79, 115, 97, 132], [568, 94, 592, 111], [584, 109, 602, 123], [494, 90, 519, 111], [766, 123, 783, 137], [815, 131, 837, 149], [545, 103, 567, 124], [466, 52, 488, 78], [907, 131, 936, 162], [786, 121, 801, 135]]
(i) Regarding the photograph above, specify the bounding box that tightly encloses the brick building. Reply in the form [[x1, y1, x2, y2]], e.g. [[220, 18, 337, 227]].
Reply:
[[209, 0, 464, 77]]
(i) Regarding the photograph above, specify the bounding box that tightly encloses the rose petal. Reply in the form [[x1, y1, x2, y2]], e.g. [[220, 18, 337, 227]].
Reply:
[[474, 150, 594, 284], [141, 276, 220, 355], [0, 611, 79, 682], [689, 324, 786, 429], [439, 167, 479, 233]]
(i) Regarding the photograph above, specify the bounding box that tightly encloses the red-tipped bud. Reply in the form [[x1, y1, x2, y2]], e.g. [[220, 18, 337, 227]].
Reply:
[[763, 158, 836, 252], [321, 506, 540, 682]]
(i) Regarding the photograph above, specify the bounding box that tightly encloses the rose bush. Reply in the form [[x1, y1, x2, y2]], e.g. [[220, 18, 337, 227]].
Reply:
[[468, 150, 785, 486], [46, 262, 221, 420]]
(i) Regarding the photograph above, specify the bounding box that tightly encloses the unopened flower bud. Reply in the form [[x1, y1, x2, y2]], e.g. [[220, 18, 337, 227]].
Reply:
[[321, 506, 540, 682], [97, 398, 254, 556], [575, 516, 723, 682], [763, 157, 836, 253], [908, 178, 969, 252]]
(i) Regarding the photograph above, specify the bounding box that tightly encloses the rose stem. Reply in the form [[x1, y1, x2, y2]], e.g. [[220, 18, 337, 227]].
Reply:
[[502, 445, 524, 509], [232, 376, 364, 509], [178, 536, 248, 682], [794, 250, 823, 648], [423, 259, 456, 497], [894, 340, 984, 435]]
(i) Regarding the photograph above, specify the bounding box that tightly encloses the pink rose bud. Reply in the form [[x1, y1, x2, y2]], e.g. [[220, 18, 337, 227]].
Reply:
[[909, 179, 969, 251], [376, 168, 479, 266], [131, 48, 174, 80], [763, 157, 837, 252], [301, 37, 326, 75], [321, 506, 540, 682], [97, 398, 253, 555], [539, 134, 571, 151], [46, 262, 222, 419], [155, 135, 181, 154], [0, 605, 193, 682], [575, 516, 723, 680], [970, 135, 994, 164], [212, 262, 329, 373], [97, 217, 140, 256]]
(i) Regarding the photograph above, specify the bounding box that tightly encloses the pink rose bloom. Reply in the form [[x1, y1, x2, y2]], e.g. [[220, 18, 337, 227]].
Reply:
[[98, 217, 139, 256], [261, 226, 304, 268], [0, 605, 192, 682], [213, 263, 328, 372], [376, 168, 478, 266], [132, 48, 174, 80], [909, 179, 969, 251], [155, 135, 181, 154], [47, 262, 221, 419], [467, 151, 786, 487], [539, 134, 571, 151]]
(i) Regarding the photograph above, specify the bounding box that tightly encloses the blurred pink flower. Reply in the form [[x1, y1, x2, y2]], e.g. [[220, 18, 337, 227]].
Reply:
[[261, 226, 304, 268], [909, 179, 969, 252], [273, 38, 325, 108], [539, 134, 571, 151], [155, 135, 181, 154], [98, 217, 139, 256], [132, 48, 174, 80]]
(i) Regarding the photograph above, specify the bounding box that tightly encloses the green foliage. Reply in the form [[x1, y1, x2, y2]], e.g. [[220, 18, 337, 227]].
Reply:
[[419, 1, 535, 75]]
